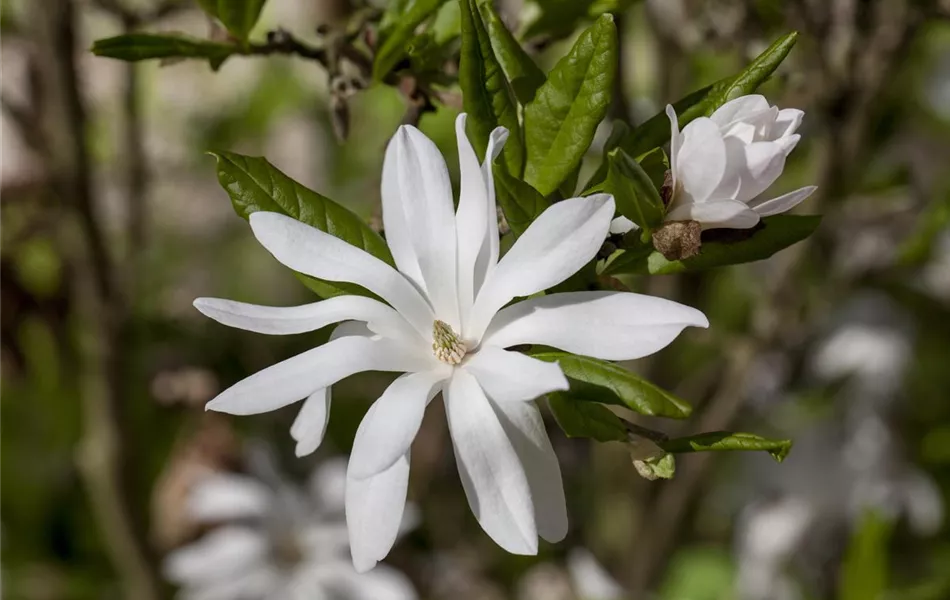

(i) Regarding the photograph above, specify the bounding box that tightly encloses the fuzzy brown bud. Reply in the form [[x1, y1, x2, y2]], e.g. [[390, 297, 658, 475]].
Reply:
[[651, 220, 702, 261]]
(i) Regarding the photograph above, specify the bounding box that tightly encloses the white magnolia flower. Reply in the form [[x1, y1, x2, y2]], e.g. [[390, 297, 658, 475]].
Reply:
[[611, 94, 816, 234], [164, 459, 417, 600], [194, 114, 708, 571]]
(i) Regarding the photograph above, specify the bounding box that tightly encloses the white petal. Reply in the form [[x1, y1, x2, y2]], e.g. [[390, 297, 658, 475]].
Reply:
[[187, 474, 271, 522], [206, 334, 433, 415], [609, 215, 638, 235], [675, 118, 727, 204], [483, 291, 709, 360], [709, 94, 770, 130], [749, 186, 817, 217], [492, 400, 568, 542], [291, 388, 331, 457], [163, 527, 267, 585], [455, 114, 490, 324], [382, 133, 426, 293], [317, 562, 418, 600], [349, 369, 447, 480], [463, 346, 568, 403], [733, 141, 788, 203], [774, 108, 804, 137], [467, 194, 615, 342], [248, 212, 434, 339], [346, 452, 411, 572], [474, 126, 509, 299], [444, 369, 537, 555], [666, 105, 681, 190], [193, 295, 418, 343], [666, 199, 761, 230], [394, 126, 461, 329]]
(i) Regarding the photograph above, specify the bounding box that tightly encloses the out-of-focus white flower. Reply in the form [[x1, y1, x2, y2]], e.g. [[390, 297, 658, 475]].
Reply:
[[164, 458, 417, 600], [566, 549, 625, 600], [812, 323, 911, 391], [195, 114, 708, 570], [736, 498, 813, 600]]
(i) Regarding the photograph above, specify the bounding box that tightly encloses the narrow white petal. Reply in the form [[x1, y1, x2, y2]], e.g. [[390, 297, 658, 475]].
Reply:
[[291, 388, 331, 457], [492, 400, 568, 542], [444, 370, 538, 555], [483, 291, 709, 361], [395, 126, 461, 329], [193, 295, 418, 343], [349, 369, 447, 480], [676, 118, 727, 204], [206, 335, 433, 415], [709, 94, 770, 129], [467, 194, 615, 342], [474, 126, 509, 297], [733, 141, 788, 203], [455, 114, 490, 323], [346, 452, 411, 573], [666, 199, 761, 231], [609, 215, 638, 235], [749, 185, 817, 217], [248, 212, 434, 338], [463, 346, 568, 403], [187, 474, 271, 522], [163, 527, 267, 585], [774, 108, 804, 137], [382, 133, 426, 293], [666, 105, 681, 190]]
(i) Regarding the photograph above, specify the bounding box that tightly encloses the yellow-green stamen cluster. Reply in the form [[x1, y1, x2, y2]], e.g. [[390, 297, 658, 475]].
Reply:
[[432, 320, 466, 365]]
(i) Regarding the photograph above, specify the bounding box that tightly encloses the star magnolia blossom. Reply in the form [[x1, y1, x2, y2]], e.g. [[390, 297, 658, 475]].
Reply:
[[611, 94, 816, 234], [195, 114, 708, 571]]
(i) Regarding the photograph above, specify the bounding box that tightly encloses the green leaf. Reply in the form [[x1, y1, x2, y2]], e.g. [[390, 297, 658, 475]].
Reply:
[[839, 511, 893, 600], [493, 167, 551, 238], [620, 85, 712, 161], [524, 14, 617, 196], [548, 392, 628, 442], [659, 431, 793, 462], [373, 0, 448, 79], [606, 214, 821, 275], [477, 0, 545, 105], [633, 452, 675, 480], [581, 119, 630, 193], [195, 0, 219, 19], [522, 0, 596, 40], [605, 148, 664, 232], [532, 352, 693, 419], [430, 1, 461, 46], [209, 151, 393, 298], [459, 0, 524, 175], [709, 31, 799, 107], [217, 0, 267, 41], [91, 33, 235, 70]]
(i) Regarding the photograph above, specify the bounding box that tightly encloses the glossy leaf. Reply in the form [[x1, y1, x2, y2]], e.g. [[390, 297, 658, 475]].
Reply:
[[373, 0, 448, 79], [210, 151, 393, 298], [459, 0, 524, 174], [605, 148, 664, 232], [659, 431, 793, 462], [477, 0, 545, 104], [532, 352, 693, 419], [548, 392, 627, 443], [217, 0, 267, 41], [493, 167, 551, 238], [606, 215, 821, 275], [524, 14, 617, 196], [91, 34, 235, 70], [709, 31, 799, 107], [582, 119, 630, 193]]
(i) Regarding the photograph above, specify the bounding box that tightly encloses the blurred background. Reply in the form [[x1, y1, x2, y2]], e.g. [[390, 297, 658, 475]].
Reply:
[[2, 0, 950, 598]]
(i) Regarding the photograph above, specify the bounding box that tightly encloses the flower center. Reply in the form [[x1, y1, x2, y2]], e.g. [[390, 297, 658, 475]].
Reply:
[[432, 320, 466, 365]]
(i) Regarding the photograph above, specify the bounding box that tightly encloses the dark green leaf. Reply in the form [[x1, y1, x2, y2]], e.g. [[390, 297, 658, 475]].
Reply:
[[522, 0, 595, 40], [477, 0, 545, 105], [459, 0, 524, 175], [709, 31, 799, 107], [209, 151, 393, 298], [605, 148, 664, 232], [524, 14, 617, 196], [217, 0, 267, 41], [548, 392, 628, 442], [582, 119, 630, 193], [532, 352, 693, 419], [659, 431, 793, 462], [494, 167, 551, 238], [91, 33, 235, 70], [195, 0, 219, 19], [606, 214, 821, 275], [373, 0, 448, 79]]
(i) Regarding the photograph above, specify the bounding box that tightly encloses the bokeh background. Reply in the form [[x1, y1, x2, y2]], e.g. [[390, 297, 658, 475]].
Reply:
[[2, 0, 950, 598]]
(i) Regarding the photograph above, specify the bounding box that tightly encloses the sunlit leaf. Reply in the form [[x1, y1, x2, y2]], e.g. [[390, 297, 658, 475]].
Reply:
[[659, 431, 793, 462], [373, 0, 448, 79]]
